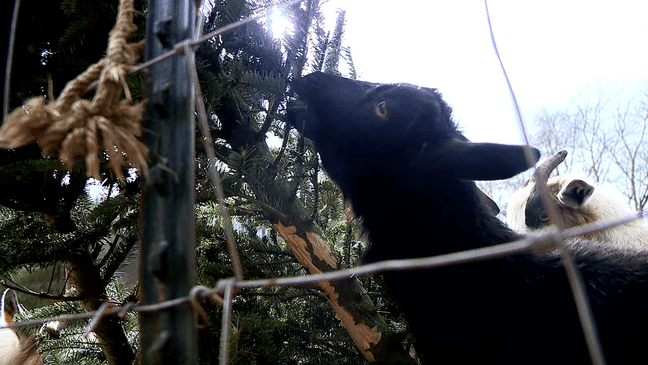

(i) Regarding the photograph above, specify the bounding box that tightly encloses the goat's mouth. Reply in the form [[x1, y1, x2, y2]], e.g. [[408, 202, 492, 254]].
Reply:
[[286, 74, 321, 134], [286, 97, 313, 135], [287, 98, 309, 119]]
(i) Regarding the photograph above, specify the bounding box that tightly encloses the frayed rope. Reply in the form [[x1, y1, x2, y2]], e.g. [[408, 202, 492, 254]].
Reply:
[[0, 0, 148, 183]]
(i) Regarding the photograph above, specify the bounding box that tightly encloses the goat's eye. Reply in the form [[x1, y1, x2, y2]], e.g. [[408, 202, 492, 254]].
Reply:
[[375, 101, 388, 119], [539, 211, 551, 222]]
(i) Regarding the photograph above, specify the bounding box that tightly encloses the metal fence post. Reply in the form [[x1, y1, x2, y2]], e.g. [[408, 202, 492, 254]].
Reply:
[[140, 0, 197, 363]]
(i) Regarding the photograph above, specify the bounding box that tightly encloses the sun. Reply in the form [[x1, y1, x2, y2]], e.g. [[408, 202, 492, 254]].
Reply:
[[267, 6, 292, 38]]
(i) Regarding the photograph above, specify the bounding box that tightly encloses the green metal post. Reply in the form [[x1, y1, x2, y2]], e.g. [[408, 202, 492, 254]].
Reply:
[[140, 0, 197, 363]]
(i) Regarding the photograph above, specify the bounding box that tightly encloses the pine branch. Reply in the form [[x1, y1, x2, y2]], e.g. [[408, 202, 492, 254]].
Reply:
[[342, 46, 357, 79], [273, 122, 292, 167], [232, 192, 287, 221], [322, 9, 345, 75], [310, 153, 320, 222], [47, 258, 61, 294], [259, 100, 277, 137], [2, 281, 83, 302], [97, 235, 120, 269], [99, 233, 138, 286]]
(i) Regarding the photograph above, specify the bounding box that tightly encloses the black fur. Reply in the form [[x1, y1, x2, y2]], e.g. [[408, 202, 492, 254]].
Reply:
[[288, 72, 648, 364]]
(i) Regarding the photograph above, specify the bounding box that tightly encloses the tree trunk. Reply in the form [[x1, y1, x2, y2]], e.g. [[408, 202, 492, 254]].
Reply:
[[67, 253, 134, 365]]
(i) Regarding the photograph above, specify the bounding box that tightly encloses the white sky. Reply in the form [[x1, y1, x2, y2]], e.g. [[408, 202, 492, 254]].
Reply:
[[320, 0, 648, 144]]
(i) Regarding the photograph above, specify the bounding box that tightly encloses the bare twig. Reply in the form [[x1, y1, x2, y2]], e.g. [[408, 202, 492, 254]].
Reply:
[[2, 282, 84, 302]]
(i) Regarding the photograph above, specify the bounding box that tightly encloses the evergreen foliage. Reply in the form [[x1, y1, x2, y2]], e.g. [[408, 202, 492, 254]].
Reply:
[[2, 0, 412, 363], [322, 9, 345, 75], [15, 280, 139, 364]]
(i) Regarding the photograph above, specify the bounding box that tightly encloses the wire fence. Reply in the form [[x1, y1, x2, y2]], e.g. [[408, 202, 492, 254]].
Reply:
[[2, 0, 647, 364], [484, 2, 603, 363], [3, 208, 647, 363]]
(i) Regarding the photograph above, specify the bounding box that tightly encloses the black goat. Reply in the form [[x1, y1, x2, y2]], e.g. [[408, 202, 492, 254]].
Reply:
[[288, 72, 648, 364]]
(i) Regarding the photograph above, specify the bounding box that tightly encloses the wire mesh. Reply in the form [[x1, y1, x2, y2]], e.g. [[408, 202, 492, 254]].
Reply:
[[483, 1, 605, 363], [2, 0, 647, 364]]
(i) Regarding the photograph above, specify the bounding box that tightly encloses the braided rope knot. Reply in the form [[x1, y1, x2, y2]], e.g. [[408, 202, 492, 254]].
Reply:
[[0, 0, 147, 183]]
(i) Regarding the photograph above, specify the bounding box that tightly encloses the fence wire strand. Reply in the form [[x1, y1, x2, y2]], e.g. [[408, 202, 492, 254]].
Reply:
[[2, 1, 646, 364], [182, 38, 244, 282], [484, 1, 606, 364], [2, 209, 646, 326]]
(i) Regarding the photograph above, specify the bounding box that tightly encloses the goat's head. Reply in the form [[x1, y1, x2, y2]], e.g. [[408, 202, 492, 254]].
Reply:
[[507, 150, 609, 233], [0, 289, 43, 365], [507, 150, 648, 250], [288, 72, 541, 192]]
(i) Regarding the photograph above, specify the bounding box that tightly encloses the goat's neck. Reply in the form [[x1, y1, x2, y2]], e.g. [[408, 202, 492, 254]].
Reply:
[[353, 178, 521, 262]]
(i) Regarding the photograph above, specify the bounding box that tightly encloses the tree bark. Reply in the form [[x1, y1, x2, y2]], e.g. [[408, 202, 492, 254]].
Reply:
[[271, 221, 413, 364], [67, 253, 134, 365], [206, 64, 414, 364]]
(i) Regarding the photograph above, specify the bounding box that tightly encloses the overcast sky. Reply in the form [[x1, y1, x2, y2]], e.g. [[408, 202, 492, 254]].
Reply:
[[318, 1, 648, 145]]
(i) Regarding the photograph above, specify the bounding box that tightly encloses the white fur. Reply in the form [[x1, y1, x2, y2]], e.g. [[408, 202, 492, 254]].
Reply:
[[0, 327, 20, 364], [507, 182, 534, 235], [507, 174, 648, 250], [0, 290, 22, 364], [0, 290, 42, 365]]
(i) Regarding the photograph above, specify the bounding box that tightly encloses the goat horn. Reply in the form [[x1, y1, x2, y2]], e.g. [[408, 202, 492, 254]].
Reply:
[[532, 150, 568, 186]]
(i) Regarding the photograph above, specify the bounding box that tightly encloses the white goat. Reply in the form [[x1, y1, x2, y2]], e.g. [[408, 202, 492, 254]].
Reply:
[[0, 289, 42, 365], [507, 150, 648, 249]]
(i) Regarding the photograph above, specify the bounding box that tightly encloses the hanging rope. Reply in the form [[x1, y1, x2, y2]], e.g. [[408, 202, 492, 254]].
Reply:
[[0, 0, 147, 183]]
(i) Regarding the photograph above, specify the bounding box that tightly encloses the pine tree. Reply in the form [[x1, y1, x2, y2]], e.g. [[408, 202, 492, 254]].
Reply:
[[193, 1, 416, 362], [2, 0, 418, 363], [1, 0, 144, 363]]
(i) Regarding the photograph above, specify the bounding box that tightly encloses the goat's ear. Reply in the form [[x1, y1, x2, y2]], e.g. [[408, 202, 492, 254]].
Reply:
[[476, 186, 500, 215], [1, 289, 20, 324], [429, 139, 541, 181], [558, 179, 594, 208]]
